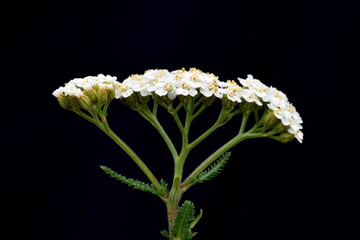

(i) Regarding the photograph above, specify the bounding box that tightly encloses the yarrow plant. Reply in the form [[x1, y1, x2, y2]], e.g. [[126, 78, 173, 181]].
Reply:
[[53, 68, 303, 239]]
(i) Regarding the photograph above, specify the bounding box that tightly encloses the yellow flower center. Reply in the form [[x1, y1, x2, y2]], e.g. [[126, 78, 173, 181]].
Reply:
[[164, 82, 174, 91], [181, 82, 190, 90], [208, 81, 218, 92]]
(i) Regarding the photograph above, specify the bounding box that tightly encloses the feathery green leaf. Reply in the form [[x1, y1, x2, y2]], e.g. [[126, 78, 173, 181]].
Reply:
[[160, 230, 170, 239], [190, 209, 203, 229], [195, 152, 231, 184], [170, 200, 201, 240], [158, 178, 170, 196], [100, 165, 166, 196]]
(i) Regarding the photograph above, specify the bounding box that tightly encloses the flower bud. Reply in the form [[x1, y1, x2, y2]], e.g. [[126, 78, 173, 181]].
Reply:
[[120, 93, 139, 110], [238, 101, 253, 113], [274, 122, 290, 133], [163, 96, 174, 105], [97, 88, 108, 107], [279, 132, 295, 143], [84, 89, 98, 104], [178, 95, 190, 105], [137, 93, 150, 104], [264, 111, 279, 128], [79, 95, 92, 110], [152, 92, 163, 104], [58, 94, 80, 111], [106, 85, 116, 101], [221, 96, 237, 111], [203, 95, 216, 106], [57, 94, 72, 110]]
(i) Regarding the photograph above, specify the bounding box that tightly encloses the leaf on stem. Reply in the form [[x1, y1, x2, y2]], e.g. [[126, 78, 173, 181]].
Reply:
[[170, 200, 200, 240], [190, 209, 203, 229], [160, 230, 171, 239], [194, 152, 231, 184], [100, 165, 168, 197], [159, 178, 170, 196]]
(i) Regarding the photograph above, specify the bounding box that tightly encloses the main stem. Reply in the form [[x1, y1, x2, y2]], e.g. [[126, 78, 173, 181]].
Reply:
[[166, 99, 193, 233]]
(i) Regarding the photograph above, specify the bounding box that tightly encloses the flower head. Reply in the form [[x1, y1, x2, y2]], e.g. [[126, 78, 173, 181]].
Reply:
[[53, 68, 304, 143], [53, 74, 119, 110]]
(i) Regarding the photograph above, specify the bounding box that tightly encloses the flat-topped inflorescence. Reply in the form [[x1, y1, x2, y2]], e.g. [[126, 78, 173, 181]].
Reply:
[[53, 68, 303, 143]]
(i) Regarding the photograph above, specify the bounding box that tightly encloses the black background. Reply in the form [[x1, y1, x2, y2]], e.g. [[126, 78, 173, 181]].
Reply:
[[2, 0, 359, 239]]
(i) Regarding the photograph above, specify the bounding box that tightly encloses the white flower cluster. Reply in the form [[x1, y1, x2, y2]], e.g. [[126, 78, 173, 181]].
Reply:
[[238, 75, 303, 143], [116, 68, 303, 143], [53, 68, 303, 143], [52, 74, 119, 98], [116, 68, 226, 100]]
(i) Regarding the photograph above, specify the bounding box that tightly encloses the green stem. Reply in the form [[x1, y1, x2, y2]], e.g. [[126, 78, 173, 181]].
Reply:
[[173, 102, 183, 113], [239, 111, 250, 135], [173, 111, 184, 132], [100, 115, 163, 192], [193, 96, 204, 110], [139, 107, 179, 160], [254, 109, 259, 122], [76, 110, 162, 192], [75, 110, 103, 129], [182, 133, 250, 189], [167, 100, 193, 233], [152, 101, 158, 116], [182, 118, 275, 190], [188, 107, 226, 150], [191, 104, 206, 120]]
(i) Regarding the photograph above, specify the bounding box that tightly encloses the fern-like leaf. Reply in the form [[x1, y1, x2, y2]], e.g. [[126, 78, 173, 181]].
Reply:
[[100, 165, 159, 195], [195, 152, 231, 183], [171, 200, 201, 240], [159, 179, 170, 196], [160, 230, 170, 239], [190, 209, 203, 229]]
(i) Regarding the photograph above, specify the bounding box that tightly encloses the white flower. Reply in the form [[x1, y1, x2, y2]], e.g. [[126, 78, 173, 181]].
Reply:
[[223, 80, 244, 103], [146, 79, 160, 92], [155, 81, 177, 100], [186, 73, 202, 89], [144, 69, 170, 81], [249, 81, 269, 99], [52, 87, 65, 97], [288, 128, 303, 143], [238, 74, 260, 88], [115, 83, 133, 98], [176, 80, 198, 97], [243, 90, 262, 106], [263, 87, 288, 108], [280, 115, 303, 130], [171, 68, 187, 81], [268, 102, 291, 120], [200, 80, 223, 98], [62, 84, 83, 97], [123, 74, 152, 96], [285, 104, 303, 124]]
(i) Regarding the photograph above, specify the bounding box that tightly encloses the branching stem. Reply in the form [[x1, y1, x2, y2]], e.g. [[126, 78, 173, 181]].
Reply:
[[182, 111, 277, 191], [76, 110, 163, 193], [139, 106, 179, 160]]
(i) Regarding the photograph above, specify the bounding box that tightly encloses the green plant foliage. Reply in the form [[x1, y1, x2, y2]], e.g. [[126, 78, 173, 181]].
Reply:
[[169, 200, 201, 240], [160, 230, 170, 238], [190, 209, 203, 229], [100, 165, 168, 197], [195, 152, 231, 184], [159, 179, 170, 196]]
